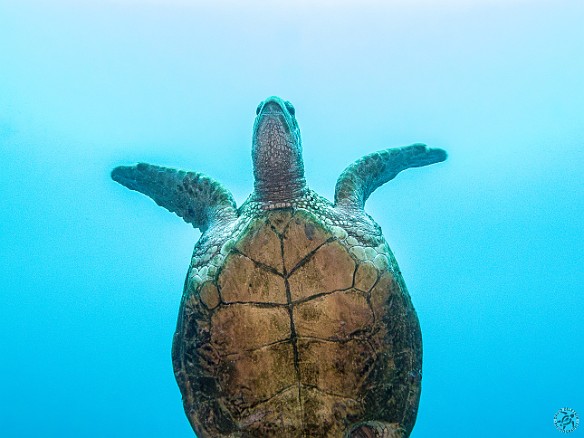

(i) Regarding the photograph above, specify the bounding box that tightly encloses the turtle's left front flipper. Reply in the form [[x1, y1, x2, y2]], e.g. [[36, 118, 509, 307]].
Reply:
[[334, 143, 447, 211], [111, 163, 237, 232]]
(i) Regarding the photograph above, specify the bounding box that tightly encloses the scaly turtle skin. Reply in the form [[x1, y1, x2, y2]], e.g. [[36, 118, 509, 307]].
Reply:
[[111, 96, 446, 437]]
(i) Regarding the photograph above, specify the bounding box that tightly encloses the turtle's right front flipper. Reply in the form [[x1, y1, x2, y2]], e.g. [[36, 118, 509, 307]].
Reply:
[[111, 163, 237, 232]]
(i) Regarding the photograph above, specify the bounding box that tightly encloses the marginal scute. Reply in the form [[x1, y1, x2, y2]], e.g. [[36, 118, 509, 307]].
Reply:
[[218, 342, 296, 408], [198, 266, 209, 279], [220, 238, 236, 256], [293, 290, 373, 340], [199, 282, 220, 309], [186, 275, 201, 296], [282, 209, 330, 273], [364, 246, 377, 260], [350, 245, 367, 261], [236, 218, 284, 273], [354, 261, 379, 292], [330, 225, 348, 240], [346, 236, 359, 246], [298, 338, 375, 398], [189, 273, 203, 290], [218, 253, 287, 304], [183, 291, 201, 318], [373, 254, 390, 270], [288, 240, 355, 301], [210, 304, 291, 354]]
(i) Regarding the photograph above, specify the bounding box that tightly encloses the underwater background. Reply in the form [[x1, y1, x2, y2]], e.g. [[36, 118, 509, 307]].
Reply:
[[1, 0, 582, 436]]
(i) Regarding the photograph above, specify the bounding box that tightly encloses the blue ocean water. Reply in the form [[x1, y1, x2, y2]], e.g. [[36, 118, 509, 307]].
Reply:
[[1, 1, 582, 437]]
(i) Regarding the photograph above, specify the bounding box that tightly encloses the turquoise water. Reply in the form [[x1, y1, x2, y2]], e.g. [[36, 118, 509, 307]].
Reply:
[[1, 1, 582, 437]]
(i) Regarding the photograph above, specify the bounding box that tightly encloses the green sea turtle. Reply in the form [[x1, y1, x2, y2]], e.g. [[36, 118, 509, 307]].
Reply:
[[111, 96, 446, 437]]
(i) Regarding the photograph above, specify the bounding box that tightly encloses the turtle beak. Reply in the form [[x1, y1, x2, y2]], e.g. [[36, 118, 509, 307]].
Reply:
[[255, 98, 291, 135], [260, 101, 285, 115]]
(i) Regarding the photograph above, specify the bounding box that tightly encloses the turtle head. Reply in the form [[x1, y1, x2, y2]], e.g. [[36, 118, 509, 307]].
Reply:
[[252, 96, 307, 205]]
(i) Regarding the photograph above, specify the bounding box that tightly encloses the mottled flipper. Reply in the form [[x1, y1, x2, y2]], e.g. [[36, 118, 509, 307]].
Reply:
[[111, 163, 237, 232], [334, 144, 447, 210], [347, 421, 405, 438]]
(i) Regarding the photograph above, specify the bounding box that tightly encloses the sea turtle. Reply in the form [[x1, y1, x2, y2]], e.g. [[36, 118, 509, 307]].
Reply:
[[111, 96, 447, 437]]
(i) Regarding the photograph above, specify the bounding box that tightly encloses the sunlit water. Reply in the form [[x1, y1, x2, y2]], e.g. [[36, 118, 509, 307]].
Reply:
[[1, 1, 583, 437]]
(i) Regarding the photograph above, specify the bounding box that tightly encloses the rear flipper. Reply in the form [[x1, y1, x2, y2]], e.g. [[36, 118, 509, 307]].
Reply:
[[346, 421, 405, 438]]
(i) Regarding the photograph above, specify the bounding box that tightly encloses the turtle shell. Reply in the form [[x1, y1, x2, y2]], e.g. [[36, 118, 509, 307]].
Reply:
[[172, 208, 422, 437]]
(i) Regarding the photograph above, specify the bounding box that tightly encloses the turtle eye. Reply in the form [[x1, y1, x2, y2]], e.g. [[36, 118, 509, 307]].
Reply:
[[256, 102, 262, 115], [285, 101, 295, 116]]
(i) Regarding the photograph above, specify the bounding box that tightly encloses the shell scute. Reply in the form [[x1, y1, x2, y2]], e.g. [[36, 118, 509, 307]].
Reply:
[[236, 387, 302, 436], [288, 240, 355, 301], [354, 261, 379, 292], [297, 338, 376, 398], [218, 253, 287, 304], [293, 289, 373, 340], [369, 272, 401, 322], [218, 342, 296, 408], [210, 304, 290, 355], [282, 209, 330, 273], [267, 209, 294, 235], [301, 387, 363, 437], [235, 218, 283, 273]]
